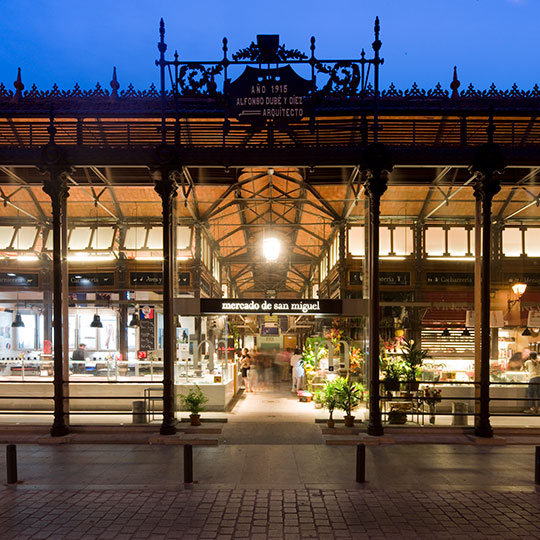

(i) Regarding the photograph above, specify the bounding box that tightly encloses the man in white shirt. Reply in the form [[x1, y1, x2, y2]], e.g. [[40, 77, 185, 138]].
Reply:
[[290, 349, 304, 393]]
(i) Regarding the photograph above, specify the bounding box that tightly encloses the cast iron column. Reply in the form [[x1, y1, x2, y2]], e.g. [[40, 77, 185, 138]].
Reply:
[[471, 119, 504, 438], [363, 143, 393, 437], [154, 153, 178, 435], [41, 140, 71, 437]]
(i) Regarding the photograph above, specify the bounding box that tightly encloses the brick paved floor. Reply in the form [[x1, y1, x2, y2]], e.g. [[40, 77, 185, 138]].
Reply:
[[0, 487, 539, 539]]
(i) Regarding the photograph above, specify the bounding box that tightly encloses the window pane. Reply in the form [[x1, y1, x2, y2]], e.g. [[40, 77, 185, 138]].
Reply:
[[448, 227, 468, 256], [177, 226, 191, 249], [14, 227, 38, 250], [348, 226, 364, 256], [380, 227, 391, 255], [124, 227, 147, 250], [393, 226, 413, 255], [502, 228, 522, 256], [93, 227, 115, 250], [69, 228, 92, 250], [425, 227, 445, 255], [0, 227, 14, 249], [525, 229, 540, 257], [146, 227, 163, 250]]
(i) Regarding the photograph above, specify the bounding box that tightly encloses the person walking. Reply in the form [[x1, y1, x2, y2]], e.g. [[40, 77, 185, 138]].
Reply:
[[240, 348, 251, 392], [523, 351, 540, 413]]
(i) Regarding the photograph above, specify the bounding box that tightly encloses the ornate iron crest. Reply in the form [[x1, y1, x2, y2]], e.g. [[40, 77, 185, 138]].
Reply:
[[156, 18, 384, 101]]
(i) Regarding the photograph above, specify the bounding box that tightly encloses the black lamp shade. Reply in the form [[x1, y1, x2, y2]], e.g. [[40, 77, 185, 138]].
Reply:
[[11, 312, 24, 328], [129, 312, 140, 327], [522, 327, 532, 337], [90, 314, 103, 328], [462, 327, 471, 337], [441, 328, 451, 337]]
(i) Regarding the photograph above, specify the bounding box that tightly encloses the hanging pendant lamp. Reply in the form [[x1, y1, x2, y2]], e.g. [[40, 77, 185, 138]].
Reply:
[[90, 313, 103, 328], [11, 312, 24, 328], [461, 327, 471, 337], [441, 327, 451, 337], [522, 327, 532, 337], [129, 312, 140, 327]]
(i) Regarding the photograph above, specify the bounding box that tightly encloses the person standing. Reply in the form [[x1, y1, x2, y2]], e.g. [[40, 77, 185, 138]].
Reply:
[[71, 343, 88, 373], [523, 351, 540, 413], [240, 348, 251, 392], [290, 348, 304, 394]]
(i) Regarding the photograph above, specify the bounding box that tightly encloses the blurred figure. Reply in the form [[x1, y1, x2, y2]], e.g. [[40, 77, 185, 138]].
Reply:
[[249, 347, 259, 393], [240, 347, 251, 392], [290, 348, 304, 393], [507, 352, 523, 371], [523, 351, 540, 413]]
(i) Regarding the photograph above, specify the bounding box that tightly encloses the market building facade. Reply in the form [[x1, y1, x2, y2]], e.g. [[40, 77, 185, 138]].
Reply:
[[0, 19, 539, 437]]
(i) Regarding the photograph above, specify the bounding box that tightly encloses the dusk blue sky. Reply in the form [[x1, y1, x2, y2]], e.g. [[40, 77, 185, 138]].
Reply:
[[0, 0, 538, 93]]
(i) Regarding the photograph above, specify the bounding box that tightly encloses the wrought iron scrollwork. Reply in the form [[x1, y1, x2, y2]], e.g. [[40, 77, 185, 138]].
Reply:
[[232, 42, 307, 62], [175, 63, 223, 97], [315, 61, 362, 96]]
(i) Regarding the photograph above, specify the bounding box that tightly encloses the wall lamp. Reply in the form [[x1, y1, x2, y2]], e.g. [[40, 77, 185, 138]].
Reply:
[[508, 282, 527, 310]]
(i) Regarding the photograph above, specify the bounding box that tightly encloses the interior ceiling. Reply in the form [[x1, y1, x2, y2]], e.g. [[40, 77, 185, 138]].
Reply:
[[0, 164, 538, 297]]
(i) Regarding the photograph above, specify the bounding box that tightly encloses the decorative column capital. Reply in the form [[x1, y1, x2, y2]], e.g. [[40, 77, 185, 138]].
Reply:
[[470, 141, 504, 202], [361, 142, 392, 200], [39, 143, 72, 202]]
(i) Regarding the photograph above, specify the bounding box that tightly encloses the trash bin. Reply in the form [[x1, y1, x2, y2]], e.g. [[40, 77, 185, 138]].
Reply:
[[132, 400, 147, 424], [452, 402, 468, 426]]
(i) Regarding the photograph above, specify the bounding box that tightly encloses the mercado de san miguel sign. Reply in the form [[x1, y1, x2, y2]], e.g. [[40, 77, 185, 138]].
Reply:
[[228, 65, 313, 126], [201, 298, 342, 315]]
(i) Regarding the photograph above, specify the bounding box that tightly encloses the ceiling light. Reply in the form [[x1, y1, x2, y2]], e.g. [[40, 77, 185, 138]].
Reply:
[[441, 328, 451, 337], [461, 327, 471, 337], [263, 237, 280, 262], [522, 327, 532, 337]]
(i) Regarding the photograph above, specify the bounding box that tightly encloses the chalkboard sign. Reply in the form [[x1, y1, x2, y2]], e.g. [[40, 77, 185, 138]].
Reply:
[[139, 317, 155, 351]]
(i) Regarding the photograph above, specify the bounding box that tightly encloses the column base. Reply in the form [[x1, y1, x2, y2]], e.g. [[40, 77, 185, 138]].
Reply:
[[474, 422, 493, 438], [50, 422, 69, 437], [367, 422, 384, 437], [160, 422, 177, 436]]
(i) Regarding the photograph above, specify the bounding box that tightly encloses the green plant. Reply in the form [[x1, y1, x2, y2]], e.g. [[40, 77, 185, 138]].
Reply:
[[179, 385, 208, 415], [380, 355, 405, 382], [400, 338, 430, 382], [321, 379, 339, 421], [388, 409, 407, 424], [334, 377, 362, 417]]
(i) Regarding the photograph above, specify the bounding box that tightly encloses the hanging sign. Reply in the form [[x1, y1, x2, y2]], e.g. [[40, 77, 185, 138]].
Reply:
[[69, 273, 115, 288], [426, 272, 474, 286], [201, 298, 341, 315], [349, 271, 410, 286], [0, 273, 39, 288], [504, 273, 540, 287], [466, 310, 505, 328], [528, 311, 540, 328], [129, 272, 163, 287], [228, 65, 313, 126]]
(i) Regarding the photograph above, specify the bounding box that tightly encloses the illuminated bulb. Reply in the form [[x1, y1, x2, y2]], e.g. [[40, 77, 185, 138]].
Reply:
[[263, 237, 280, 261], [511, 282, 527, 297]]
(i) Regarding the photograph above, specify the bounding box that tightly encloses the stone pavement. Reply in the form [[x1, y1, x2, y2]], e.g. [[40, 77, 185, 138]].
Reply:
[[1, 444, 540, 538], [2, 387, 540, 538]]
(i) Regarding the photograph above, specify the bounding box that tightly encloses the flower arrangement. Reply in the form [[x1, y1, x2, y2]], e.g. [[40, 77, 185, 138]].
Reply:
[[349, 347, 363, 374], [421, 387, 442, 407]]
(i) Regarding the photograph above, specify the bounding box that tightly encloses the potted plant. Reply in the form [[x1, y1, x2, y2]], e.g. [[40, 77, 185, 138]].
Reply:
[[335, 377, 362, 427], [381, 358, 404, 392], [321, 379, 339, 428], [388, 409, 407, 424], [179, 385, 208, 426], [401, 338, 430, 392]]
